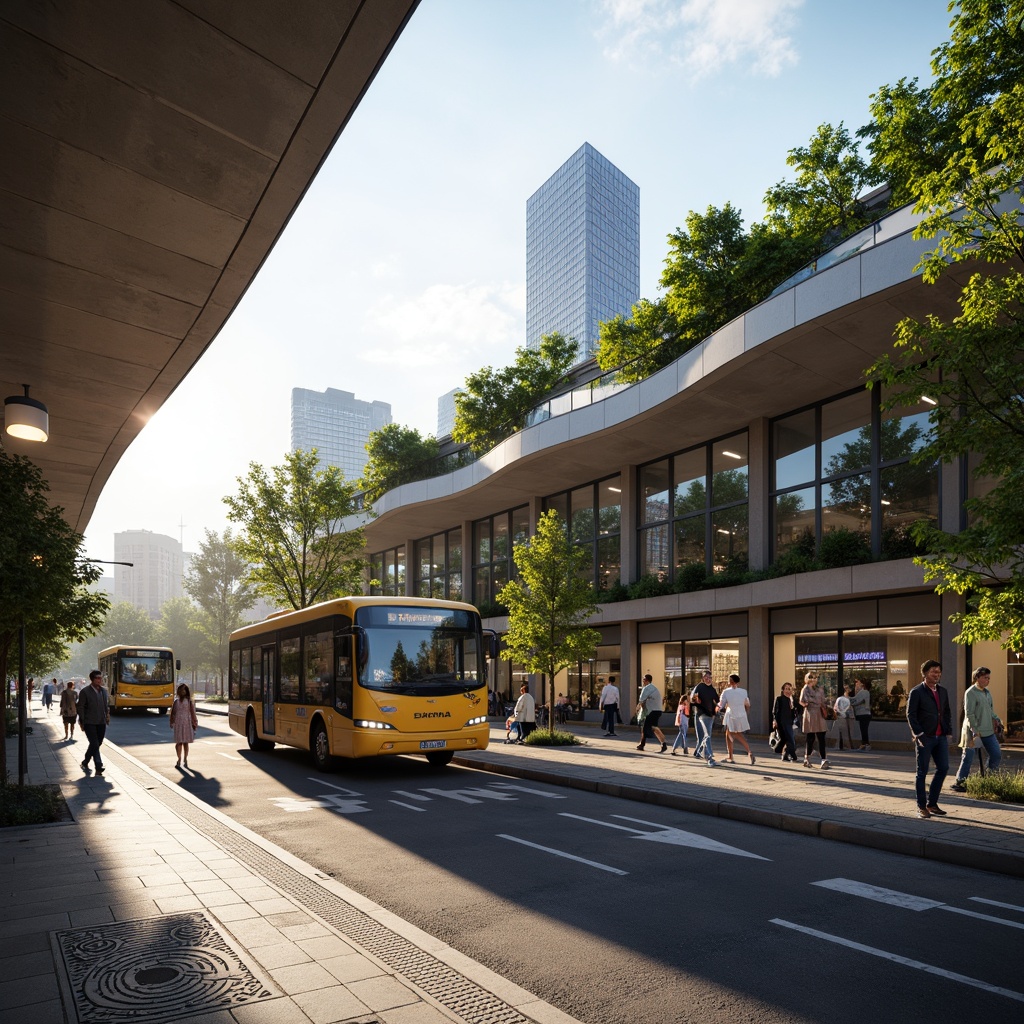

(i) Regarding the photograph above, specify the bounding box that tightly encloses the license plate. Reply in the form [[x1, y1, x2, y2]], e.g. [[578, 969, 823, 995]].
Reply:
[[419, 740, 446, 750]]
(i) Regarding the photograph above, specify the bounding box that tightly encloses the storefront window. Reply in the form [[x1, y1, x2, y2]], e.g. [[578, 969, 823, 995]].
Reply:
[[545, 475, 621, 591], [639, 637, 745, 712], [772, 624, 938, 720], [368, 546, 405, 596], [414, 528, 463, 600], [473, 507, 528, 608]]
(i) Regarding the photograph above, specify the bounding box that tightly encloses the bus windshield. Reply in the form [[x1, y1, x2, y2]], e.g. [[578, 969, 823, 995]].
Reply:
[[355, 606, 482, 695], [118, 651, 173, 683]]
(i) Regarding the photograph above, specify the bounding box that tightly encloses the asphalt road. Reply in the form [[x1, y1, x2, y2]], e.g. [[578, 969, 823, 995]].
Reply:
[[110, 711, 1024, 1024]]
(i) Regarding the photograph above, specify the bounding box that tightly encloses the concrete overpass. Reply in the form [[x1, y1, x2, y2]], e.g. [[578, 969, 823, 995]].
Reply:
[[1, 0, 420, 531]]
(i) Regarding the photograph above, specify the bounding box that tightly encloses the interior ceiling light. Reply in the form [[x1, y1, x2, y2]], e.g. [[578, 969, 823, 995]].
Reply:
[[4, 384, 49, 442]]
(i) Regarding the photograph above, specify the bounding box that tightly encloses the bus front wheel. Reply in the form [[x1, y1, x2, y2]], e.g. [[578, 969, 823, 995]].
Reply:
[[425, 751, 454, 767], [311, 721, 332, 772]]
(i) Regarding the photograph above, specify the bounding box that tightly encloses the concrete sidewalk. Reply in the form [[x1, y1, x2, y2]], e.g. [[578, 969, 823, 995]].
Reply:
[[1, 709, 576, 1024]]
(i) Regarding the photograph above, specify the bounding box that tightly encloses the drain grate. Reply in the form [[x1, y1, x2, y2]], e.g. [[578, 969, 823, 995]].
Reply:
[[109, 752, 531, 1024], [54, 912, 275, 1024]]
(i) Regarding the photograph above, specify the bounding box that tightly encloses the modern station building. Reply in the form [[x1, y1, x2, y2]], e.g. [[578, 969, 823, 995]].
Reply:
[[526, 143, 640, 363], [362, 202, 1019, 745]]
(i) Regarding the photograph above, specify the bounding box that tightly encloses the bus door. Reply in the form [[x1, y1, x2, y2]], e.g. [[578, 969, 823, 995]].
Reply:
[[261, 646, 276, 736]]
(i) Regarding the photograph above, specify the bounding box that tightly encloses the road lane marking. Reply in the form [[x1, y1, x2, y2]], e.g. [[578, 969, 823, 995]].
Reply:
[[393, 790, 432, 802], [771, 919, 1024, 1003], [420, 787, 519, 804], [559, 812, 769, 860], [814, 878, 1024, 930], [389, 801, 428, 811], [489, 783, 566, 799], [497, 835, 627, 875], [217, 752, 243, 760], [306, 778, 364, 797], [971, 897, 1024, 914]]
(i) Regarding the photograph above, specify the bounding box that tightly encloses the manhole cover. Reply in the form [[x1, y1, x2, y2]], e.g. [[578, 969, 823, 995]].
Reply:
[[54, 912, 276, 1024]]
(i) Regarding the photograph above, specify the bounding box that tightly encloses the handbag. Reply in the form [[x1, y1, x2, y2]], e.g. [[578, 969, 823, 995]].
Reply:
[[769, 729, 782, 752]]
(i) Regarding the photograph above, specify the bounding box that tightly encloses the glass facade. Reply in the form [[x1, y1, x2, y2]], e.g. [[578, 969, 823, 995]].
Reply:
[[472, 506, 530, 608], [526, 143, 640, 362], [413, 528, 462, 601], [544, 475, 622, 592], [639, 638, 746, 714], [291, 387, 392, 481], [772, 624, 939, 721], [772, 388, 938, 559], [638, 433, 749, 581], [368, 546, 405, 597]]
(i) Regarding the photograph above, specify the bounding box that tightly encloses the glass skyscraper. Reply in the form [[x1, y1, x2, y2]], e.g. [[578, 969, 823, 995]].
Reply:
[[291, 387, 391, 481], [526, 142, 640, 362]]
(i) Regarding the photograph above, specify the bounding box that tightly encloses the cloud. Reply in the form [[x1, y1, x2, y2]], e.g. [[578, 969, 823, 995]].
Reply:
[[598, 0, 803, 79], [361, 281, 524, 367]]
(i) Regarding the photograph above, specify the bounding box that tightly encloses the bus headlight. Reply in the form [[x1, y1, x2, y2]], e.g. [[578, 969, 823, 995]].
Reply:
[[465, 715, 488, 726], [355, 720, 397, 730]]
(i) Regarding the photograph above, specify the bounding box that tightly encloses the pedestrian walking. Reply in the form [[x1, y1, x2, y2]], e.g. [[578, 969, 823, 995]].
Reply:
[[771, 683, 799, 762], [635, 674, 667, 752], [59, 680, 78, 740], [832, 686, 855, 751], [599, 677, 620, 736], [170, 683, 199, 769], [42, 678, 55, 712], [799, 671, 830, 769], [906, 659, 952, 818], [690, 670, 719, 766], [511, 683, 536, 743], [851, 677, 872, 750], [670, 692, 690, 755], [718, 674, 755, 764], [950, 666, 1002, 793], [77, 670, 110, 775]]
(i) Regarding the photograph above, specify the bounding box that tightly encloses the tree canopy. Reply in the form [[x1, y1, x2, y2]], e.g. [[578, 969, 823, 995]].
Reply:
[[0, 450, 109, 777], [498, 510, 601, 730], [224, 449, 365, 610], [867, 0, 1024, 648], [184, 528, 256, 688], [453, 332, 579, 455], [361, 424, 441, 504]]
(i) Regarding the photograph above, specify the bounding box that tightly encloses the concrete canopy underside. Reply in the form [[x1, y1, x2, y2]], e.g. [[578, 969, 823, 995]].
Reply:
[[1, 0, 419, 532]]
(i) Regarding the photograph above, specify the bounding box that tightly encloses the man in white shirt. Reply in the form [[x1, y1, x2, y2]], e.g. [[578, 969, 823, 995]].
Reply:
[[599, 678, 620, 736], [636, 673, 667, 752], [512, 683, 536, 743]]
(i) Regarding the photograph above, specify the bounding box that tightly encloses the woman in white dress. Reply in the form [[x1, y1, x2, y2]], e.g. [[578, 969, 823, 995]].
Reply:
[[170, 683, 199, 769], [718, 674, 755, 765]]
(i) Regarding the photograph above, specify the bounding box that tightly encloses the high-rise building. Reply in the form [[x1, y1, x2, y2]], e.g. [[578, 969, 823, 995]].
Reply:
[[526, 142, 640, 363], [291, 387, 392, 481], [437, 387, 461, 439], [113, 530, 183, 619]]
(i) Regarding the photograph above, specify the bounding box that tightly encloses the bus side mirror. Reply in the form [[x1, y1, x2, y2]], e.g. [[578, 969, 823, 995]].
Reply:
[[176, 660, 181, 671], [484, 630, 499, 661]]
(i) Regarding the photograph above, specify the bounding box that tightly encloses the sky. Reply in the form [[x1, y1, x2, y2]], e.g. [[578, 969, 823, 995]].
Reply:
[[82, 0, 955, 564]]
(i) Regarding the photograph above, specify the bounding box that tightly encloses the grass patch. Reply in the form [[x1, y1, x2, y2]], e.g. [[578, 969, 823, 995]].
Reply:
[[965, 768, 1024, 803], [524, 729, 583, 747], [0, 783, 71, 827], [201, 694, 229, 704]]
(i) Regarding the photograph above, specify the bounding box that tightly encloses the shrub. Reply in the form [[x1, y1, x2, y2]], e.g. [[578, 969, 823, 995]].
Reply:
[[627, 574, 672, 600], [674, 561, 709, 593], [965, 768, 1024, 804], [0, 783, 68, 826], [523, 729, 583, 747], [595, 581, 630, 604], [818, 527, 873, 568]]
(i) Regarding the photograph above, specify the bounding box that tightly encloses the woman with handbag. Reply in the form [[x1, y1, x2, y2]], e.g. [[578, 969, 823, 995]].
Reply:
[[799, 672, 830, 769], [170, 683, 200, 769], [771, 682, 798, 762]]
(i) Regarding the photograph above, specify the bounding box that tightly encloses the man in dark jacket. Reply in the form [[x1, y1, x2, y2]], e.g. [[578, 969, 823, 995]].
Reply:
[[906, 659, 952, 819], [77, 669, 111, 776], [690, 671, 720, 767]]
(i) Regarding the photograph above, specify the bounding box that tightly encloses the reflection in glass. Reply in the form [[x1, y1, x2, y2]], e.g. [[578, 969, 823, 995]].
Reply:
[[712, 506, 748, 569], [571, 486, 595, 543], [674, 514, 705, 569], [640, 524, 670, 579], [881, 394, 934, 461], [774, 409, 816, 490], [823, 474, 872, 535], [641, 460, 670, 524], [712, 437, 748, 504], [821, 391, 870, 472], [598, 477, 621, 534], [673, 448, 705, 516], [775, 488, 816, 553], [597, 534, 620, 590]]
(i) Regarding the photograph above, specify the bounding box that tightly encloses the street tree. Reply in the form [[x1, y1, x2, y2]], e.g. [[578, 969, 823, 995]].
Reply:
[[0, 450, 108, 779], [97, 602, 155, 647], [867, 0, 1024, 648], [497, 510, 601, 734], [362, 424, 441, 504], [184, 528, 256, 692], [156, 597, 208, 685], [453, 332, 579, 455], [224, 449, 365, 610]]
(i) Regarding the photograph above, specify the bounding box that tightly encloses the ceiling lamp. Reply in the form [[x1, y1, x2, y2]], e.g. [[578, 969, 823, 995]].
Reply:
[[4, 384, 49, 442]]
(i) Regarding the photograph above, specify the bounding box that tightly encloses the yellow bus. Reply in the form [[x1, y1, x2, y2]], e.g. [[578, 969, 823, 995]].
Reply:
[[228, 596, 491, 769], [97, 645, 178, 713]]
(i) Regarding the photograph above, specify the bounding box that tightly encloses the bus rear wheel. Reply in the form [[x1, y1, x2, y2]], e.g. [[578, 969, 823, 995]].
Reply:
[[311, 721, 332, 772], [246, 712, 273, 752], [425, 751, 454, 767]]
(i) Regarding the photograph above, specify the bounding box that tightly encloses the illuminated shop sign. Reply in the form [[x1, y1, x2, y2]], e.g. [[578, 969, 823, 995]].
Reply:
[[796, 652, 886, 664]]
